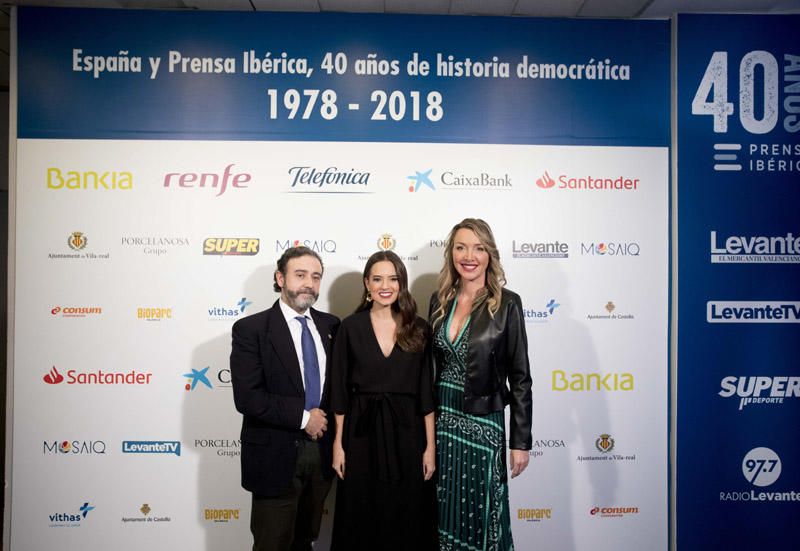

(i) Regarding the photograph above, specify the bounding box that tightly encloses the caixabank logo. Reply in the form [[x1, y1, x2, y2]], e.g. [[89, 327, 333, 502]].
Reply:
[[49, 231, 110, 260], [43, 366, 152, 386], [43, 440, 107, 455], [183, 367, 231, 392], [534, 170, 639, 191], [720, 447, 800, 503], [121, 503, 172, 524], [48, 502, 95, 528], [710, 231, 800, 264], [203, 238, 260, 256], [719, 375, 800, 410]]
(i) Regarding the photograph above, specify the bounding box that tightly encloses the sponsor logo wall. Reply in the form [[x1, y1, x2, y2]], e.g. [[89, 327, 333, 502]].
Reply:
[[10, 7, 669, 551], [677, 14, 800, 549]]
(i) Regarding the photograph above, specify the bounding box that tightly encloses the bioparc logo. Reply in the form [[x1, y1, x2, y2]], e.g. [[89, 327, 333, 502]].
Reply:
[[720, 447, 800, 503], [48, 502, 95, 528], [517, 508, 552, 522], [576, 434, 636, 464], [163, 164, 251, 197], [43, 366, 152, 386], [523, 299, 560, 323], [137, 307, 173, 321], [707, 301, 800, 323], [710, 231, 800, 263], [183, 367, 232, 391], [589, 506, 639, 518], [121, 503, 172, 524], [287, 166, 371, 193], [43, 440, 107, 455], [276, 239, 337, 254], [51, 306, 102, 318], [122, 441, 181, 456], [204, 508, 241, 523], [203, 238, 260, 256], [535, 170, 639, 191], [719, 376, 800, 410], [49, 231, 110, 260], [580, 242, 641, 257], [209, 297, 252, 320]]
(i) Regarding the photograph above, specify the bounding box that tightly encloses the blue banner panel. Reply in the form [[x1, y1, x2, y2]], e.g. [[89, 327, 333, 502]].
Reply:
[[17, 7, 669, 145], [677, 14, 800, 550]]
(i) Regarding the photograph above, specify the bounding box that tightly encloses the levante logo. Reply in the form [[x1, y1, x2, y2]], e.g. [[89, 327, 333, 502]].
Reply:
[[710, 231, 800, 263], [706, 301, 800, 323]]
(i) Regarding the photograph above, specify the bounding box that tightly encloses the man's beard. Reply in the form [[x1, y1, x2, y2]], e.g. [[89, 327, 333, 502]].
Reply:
[[285, 287, 318, 311]]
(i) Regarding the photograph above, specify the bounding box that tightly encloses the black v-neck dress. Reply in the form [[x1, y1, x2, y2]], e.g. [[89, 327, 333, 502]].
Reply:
[[330, 310, 436, 551]]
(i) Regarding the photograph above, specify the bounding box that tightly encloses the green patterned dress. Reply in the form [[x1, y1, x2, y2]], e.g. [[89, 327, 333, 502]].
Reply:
[[435, 306, 514, 551]]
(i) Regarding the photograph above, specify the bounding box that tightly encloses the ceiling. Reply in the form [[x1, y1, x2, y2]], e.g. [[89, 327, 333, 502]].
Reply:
[[0, 0, 798, 89]]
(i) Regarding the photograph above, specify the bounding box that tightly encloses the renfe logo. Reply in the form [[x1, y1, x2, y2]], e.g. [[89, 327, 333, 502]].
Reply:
[[163, 164, 250, 197], [707, 302, 800, 323]]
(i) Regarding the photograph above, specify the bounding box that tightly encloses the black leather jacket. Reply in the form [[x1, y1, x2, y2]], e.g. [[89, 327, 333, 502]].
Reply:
[[430, 288, 533, 450]]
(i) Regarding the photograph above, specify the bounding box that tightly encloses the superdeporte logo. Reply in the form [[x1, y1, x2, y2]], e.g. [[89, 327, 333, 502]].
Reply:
[[203, 238, 260, 256], [707, 302, 800, 323], [42, 366, 152, 385], [710, 231, 800, 263], [163, 164, 251, 197], [535, 170, 639, 191], [720, 447, 800, 503], [122, 441, 181, 456], [719, 376, 800, 410]]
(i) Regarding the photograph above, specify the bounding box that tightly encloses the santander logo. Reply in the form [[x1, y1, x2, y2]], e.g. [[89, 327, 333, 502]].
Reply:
[[44, 366, 65, 384], [536, 171, 556, 189]]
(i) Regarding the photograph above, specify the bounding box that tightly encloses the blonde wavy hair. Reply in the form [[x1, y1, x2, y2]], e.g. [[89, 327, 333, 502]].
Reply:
[[432, 218, 506, 327]]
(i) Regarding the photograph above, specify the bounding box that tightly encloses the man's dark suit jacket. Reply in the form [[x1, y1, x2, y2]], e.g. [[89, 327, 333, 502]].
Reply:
[[230, 300, 340, 497]]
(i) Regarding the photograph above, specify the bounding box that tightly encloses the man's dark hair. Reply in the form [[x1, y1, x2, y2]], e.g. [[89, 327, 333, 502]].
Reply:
[[273, 246, 324, 292]]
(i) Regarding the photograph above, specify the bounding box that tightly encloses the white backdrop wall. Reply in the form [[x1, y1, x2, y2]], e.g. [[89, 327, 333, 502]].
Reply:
[[7, 8, 670, 551]]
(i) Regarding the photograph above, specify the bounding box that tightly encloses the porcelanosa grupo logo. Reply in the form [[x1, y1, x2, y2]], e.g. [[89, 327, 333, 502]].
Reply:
[[48, 502, 95, 528], [720, 447, 800, 503], [287, 166, 371, 193], [529, 438, 566, 459], [51, 306, 102, 318], [162, 164, 251, 197], [209, 297, 252, 320], [193, 438, 241, 458], [42, 366, 152, 385], [718, 375, 800, 410], [534, 170, 639, 191], [710, 231, 800, 263], [707, 301, 800, 323], [523, 299, 560, 323], [121, 236, 190, 256]]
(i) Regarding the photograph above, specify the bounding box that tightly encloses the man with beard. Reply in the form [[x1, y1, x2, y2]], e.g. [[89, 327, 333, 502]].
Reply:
[[231, 246, 340, 551]]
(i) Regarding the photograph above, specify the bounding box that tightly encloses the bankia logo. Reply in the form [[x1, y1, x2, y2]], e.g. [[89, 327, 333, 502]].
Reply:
[[551, 370, 634, 392], [517, 508, 552, 522], [47, 167, 132, 190], [42, 366, 152, 385], [276, 239, 337, 254], [137, 307, 173, 321], [719, 376, 800, 410], [580, 242, 641, 257], [209, 297, 252, 320], [512, 240, 569, 259], [287, 166, 371, 193], [710, 231, 800, 263], [49, 231, 110, 260], [51, 306, 102, 318], [707, 302, 800, 323], [534, 170, 639, 191], [720, 447, 800, 503], [43, 440, 107, 455], [122, 441, 181, 456], [523, 299, 560, 323], [203, 238, 260, 256], [163, 164, 251, 197], [48, 502, 95, 528], [121, 503, 172, 524], [407, 169, 435, 192], [121, 236, 190, 256]]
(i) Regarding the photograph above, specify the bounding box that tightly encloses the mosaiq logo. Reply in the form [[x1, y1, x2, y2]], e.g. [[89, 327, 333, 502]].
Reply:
[[276, 239, 337, 253], [710, 231, 800, 263], [719, 375, 800, 410], [580, 242, 641, 257], [43, 440, 107, 455], [163, 164, 251, 197], [535, 170, 639, 191], [720, 447, 800, 503]]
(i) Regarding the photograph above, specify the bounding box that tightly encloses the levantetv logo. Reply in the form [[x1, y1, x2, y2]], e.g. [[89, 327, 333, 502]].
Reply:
[[288, 166, 371, 192], [122, 441, 181, 456], [48, 502, 95, 527], [719, 376, 800, 410], [707, 302, 800, 323], [710, 231, 800, 263]]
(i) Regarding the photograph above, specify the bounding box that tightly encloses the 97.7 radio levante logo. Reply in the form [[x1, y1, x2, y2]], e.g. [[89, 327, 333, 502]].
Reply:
[[720, 447, 800, 502], [690, 51, 800, 173]]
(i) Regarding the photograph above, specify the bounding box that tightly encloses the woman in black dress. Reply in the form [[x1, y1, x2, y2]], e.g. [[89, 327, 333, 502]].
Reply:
[[330, 250, 436, 551]]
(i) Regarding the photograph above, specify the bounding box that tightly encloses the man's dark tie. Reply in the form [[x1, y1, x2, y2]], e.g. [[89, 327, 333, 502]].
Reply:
[[296, 316, 320, 410]]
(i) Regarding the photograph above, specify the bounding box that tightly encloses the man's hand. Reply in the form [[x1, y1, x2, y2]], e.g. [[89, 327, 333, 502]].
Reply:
[[304, 408, 328, 440], [510, 449, 530, 479]]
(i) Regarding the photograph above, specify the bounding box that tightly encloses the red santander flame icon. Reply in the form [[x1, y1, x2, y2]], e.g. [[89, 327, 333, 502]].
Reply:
[[536, 171, 556, 189], [43, 366, 64, 384]]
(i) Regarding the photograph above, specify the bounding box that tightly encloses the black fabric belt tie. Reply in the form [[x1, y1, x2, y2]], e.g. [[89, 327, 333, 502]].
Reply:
[[353, 393, 410, 483]]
